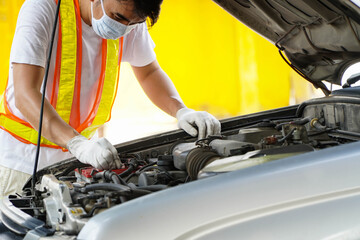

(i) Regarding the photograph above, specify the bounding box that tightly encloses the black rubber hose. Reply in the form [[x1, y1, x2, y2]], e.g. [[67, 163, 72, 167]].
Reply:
[[290, 117, 311, 125], [78, 183, 131, 194], [307, 128, 337, 137], [80, 203, 107, 218], [332, 129, 360, 138], [118, 164, 135, 178], [130, 189, 152, 196], [278, 128, 296, 143], [110, 174, 121, 184], [94, 172, 104, 179], [124, 162, 157, 182], [94, 171, 128, 185], [139, 166, 173, 179], [274, 118, 308, 130], [119, 158, 138, 178], [124, 172, 135, 182], [140, 165, 167, 172], [77, 183, 152, 198], [126, 182, 154, 195], [105, 171, 128, 185]]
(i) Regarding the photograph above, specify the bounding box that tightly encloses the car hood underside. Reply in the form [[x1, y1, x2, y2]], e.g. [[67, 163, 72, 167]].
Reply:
[[212, 0, 360, 90]]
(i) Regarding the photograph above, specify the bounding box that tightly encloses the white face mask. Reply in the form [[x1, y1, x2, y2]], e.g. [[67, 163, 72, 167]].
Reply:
[[91, 0, 138, 39]]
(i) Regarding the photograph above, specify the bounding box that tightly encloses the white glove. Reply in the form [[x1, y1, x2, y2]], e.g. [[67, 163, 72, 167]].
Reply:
[[176, 107, 221, 139], [66, 135, 122, 170]]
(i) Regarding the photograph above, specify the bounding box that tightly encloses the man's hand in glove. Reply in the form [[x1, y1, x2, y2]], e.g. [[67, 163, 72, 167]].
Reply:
[[66, 135, 122, 170], [176, 107, 221, 139]]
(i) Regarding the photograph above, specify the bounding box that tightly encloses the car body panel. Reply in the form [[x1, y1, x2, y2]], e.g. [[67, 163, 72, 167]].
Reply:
[[3, 1, 360, 239], [78, 140, 360, 240], [212, 0, 360, 87]]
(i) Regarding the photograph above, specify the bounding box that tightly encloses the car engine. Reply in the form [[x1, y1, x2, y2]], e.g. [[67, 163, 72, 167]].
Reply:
[[2, 91, 360, 239]]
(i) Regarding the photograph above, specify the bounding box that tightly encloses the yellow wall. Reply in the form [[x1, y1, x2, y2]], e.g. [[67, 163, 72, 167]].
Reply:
[[0, 0, 23, 95], [0, 0, 314, 119], [149, 1, 243, 117], [149, 0, 307, 117]]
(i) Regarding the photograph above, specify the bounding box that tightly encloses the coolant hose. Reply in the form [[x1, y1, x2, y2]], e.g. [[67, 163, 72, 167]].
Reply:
[[78, 183, 131, 193], [119, 159, 138, 178], [77, 183, 152, 197]]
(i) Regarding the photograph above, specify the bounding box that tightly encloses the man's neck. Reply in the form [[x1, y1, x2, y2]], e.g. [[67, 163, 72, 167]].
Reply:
[[79, 0, 92, 26]]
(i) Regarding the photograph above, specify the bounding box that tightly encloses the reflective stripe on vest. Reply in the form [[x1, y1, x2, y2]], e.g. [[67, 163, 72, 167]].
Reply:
[[56, 0, 77, 125], [0, 0, 122, 149]]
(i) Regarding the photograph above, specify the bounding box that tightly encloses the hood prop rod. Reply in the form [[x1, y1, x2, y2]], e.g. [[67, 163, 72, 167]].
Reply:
[[31, 0, 62, 194]]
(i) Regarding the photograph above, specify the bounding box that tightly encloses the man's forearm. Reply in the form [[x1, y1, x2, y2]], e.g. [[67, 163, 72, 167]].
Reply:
[[132, 61, 186, 117], [132, 60, 221, 139], [13, 63, 79, 148], [15, 89, 79, 148]]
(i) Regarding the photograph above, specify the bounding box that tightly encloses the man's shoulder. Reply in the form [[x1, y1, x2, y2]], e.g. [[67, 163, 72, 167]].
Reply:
[[24, 0, 56, 7], [17, 0, 57, 29], [20, 0, 57, 16]]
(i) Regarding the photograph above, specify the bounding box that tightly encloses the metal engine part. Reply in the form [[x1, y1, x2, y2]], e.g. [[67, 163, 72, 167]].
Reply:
[[230, 127, 281, 143], [172, 140, 257, 171], [4, 99, 360, 238], [39, 175, 88, 234], [172, 142, 197, 170], [185, 148, 220, 180], [199, 144, 315, 179], [209, 139, 257, 157], [281, 124, 310, 144]]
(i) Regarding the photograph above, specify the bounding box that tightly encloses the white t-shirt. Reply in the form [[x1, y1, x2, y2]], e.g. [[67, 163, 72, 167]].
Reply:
[[0, 0, 156, 174]]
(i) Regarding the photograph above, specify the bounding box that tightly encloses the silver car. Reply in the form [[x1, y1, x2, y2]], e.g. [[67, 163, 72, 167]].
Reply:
[[2, 0, 360, 239]]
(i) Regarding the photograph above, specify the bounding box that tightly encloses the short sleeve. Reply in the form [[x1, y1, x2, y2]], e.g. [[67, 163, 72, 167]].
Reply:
[[10, 0, 56, 68], [122, 22, 156, 67]]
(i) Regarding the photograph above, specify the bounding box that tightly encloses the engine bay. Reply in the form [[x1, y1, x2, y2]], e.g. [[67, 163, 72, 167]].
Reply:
[[2, 93, 360, 238]]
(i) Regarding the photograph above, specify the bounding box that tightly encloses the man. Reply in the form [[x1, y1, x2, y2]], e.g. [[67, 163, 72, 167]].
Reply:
[[0, 0, 221, 197]]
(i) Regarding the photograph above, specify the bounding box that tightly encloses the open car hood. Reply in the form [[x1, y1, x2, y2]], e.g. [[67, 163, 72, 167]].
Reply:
[[212, 0, 360, 93]]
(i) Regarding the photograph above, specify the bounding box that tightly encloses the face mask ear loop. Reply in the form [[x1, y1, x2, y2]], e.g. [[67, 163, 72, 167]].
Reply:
[[91, 2, 94, 21], [91, 0, 106, 22], [99, 0, 107, 17]]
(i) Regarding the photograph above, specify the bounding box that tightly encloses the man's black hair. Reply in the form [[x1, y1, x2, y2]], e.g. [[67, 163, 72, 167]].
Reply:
[[133, 0, 163, 27]]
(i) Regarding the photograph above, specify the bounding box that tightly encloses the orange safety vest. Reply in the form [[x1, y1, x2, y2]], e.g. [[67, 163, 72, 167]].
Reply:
[[0, 0, 123, 150]]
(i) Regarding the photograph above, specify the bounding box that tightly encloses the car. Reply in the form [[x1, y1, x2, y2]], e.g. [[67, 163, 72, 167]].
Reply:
[[2, 0, 360, 239]]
